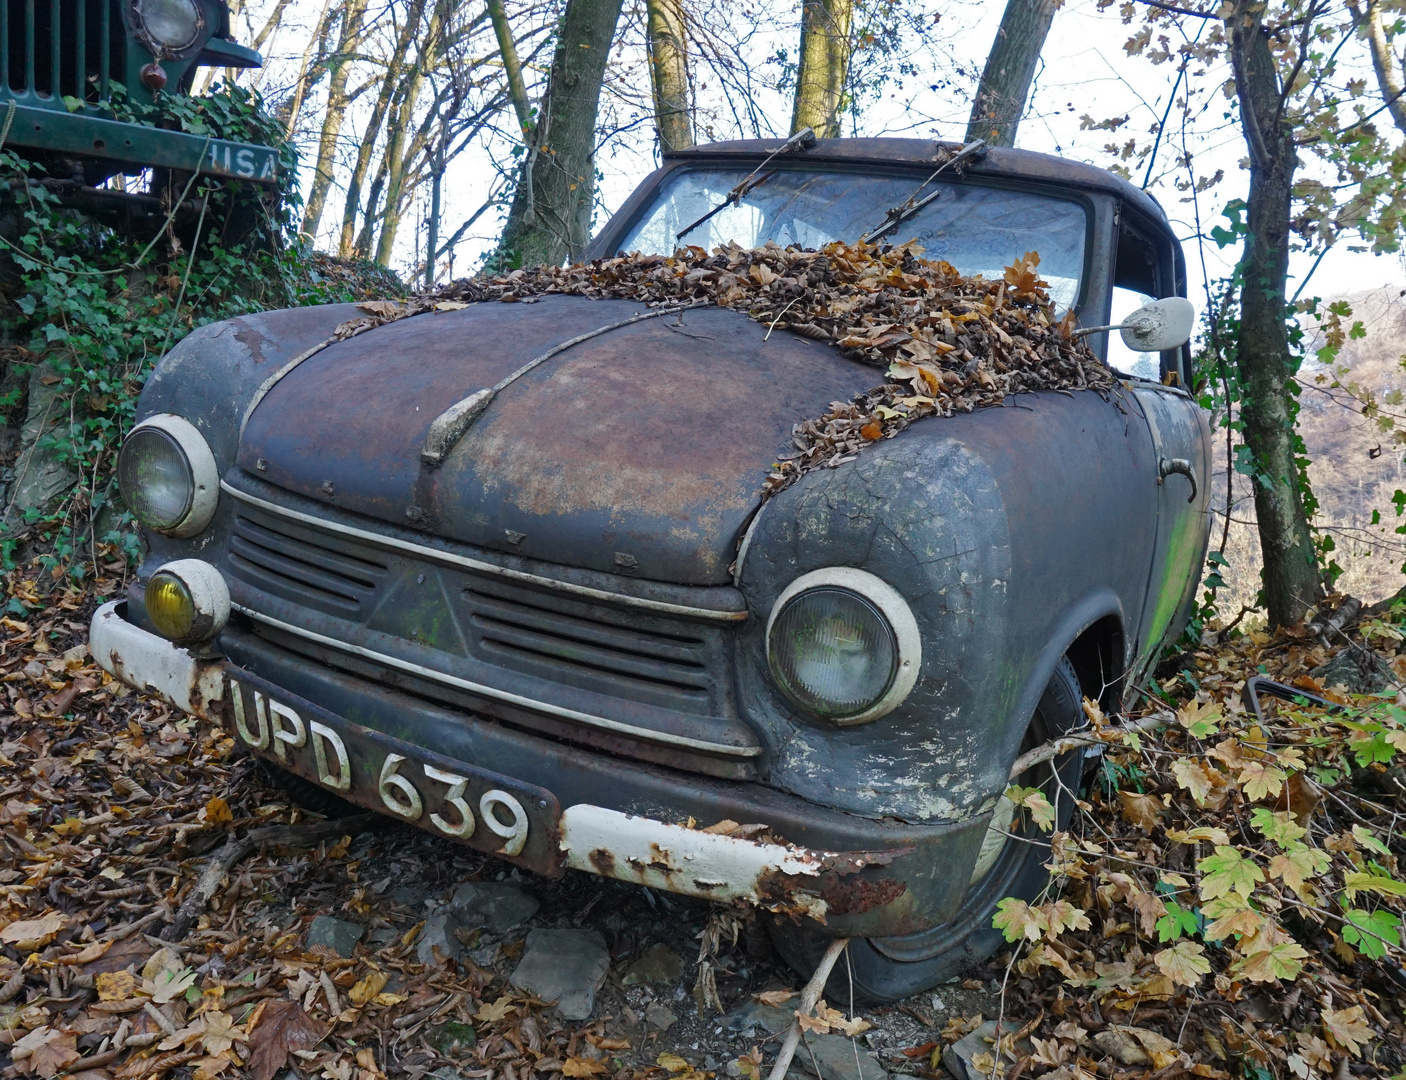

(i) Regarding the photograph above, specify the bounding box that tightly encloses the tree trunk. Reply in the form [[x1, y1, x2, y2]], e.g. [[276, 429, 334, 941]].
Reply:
[[492, 0, 626, 269], [338, 0, 429, 258], [646, 0, 692, 151], [1229, 2, 1321, 627], [301, 0, 369, 240], [374, 6, 444, 267], [790, 0, 853, 138], [964, 0, 1057, 147], [280, 0, 336, 139], [488, 0, 533, 137], [1351, 1, 1406, 134]]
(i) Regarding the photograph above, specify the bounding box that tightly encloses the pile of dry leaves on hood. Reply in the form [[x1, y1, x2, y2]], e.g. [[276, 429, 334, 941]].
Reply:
[[342, 241, 1112, 496]]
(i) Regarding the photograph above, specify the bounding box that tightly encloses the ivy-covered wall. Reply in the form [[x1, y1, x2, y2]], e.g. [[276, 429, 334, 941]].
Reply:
[[0, 85, 404, 595]]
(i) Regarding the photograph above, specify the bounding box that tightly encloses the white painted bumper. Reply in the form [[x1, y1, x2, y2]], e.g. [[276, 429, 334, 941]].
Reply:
[[90, 600, 226, 719], [91, 602, 871, 917]]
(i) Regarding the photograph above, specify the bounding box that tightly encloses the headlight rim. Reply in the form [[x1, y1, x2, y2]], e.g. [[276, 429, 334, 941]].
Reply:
[[765, 567, 922, 726], [145, 558, 230, 644], [119, 414, 219, 537], [128, 0, 207, 57]]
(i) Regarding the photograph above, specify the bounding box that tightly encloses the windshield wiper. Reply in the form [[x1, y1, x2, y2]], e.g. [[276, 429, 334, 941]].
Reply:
[[675, 127, 817, 242], [859, 139, 987, 246]]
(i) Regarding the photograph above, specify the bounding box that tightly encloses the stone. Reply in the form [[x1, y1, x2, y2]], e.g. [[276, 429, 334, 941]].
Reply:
[[416, 913, 465, 966], [450, 881, 539, 932], [787, 1034, 887, 1080], [367, 927, 402, 947], [621, 944, 684, 986], [645, 1003, 678, 1032], [427, 1021, 477, 1054], [941, 1021, 1030, 1080], [509, 929, 610, 1021], [723, 1000, 794, 1036], [5, 360, 76, 524], [306, 916, 363, 959], [1310, 649, 1391, 695], [468, 941, 502, 968]]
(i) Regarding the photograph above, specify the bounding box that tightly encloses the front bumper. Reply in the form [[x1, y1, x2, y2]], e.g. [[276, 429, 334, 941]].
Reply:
[[90, 600, 989, 937]]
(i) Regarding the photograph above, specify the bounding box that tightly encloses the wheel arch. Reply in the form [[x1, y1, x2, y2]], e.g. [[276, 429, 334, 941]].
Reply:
[[1012, 590, 1126, 755]]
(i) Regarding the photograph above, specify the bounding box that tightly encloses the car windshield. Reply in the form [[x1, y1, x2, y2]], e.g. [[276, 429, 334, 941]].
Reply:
[[618, 167, 1088, 311]]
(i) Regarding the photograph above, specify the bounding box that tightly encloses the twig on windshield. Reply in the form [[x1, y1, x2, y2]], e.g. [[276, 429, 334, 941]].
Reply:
[[675, 127, 817, 242]]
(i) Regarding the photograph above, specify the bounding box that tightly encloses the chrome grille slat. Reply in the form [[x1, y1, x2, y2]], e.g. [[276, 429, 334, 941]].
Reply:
[[473, 614, 710, 696], [465, 585, 708, 665]]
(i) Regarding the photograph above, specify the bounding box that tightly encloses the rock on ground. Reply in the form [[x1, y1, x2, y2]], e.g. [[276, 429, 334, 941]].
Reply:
[[416, 913, 464, 966], [509, 928, 610, 1021], [6, 360, 76, 523], [450, 880, 539, 932], [622, 943, 684, 986], [787, 1034, 887, 1080], [306, 915, 364, 958]]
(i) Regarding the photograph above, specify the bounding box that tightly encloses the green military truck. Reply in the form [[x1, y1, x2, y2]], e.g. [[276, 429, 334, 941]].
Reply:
[[0, 0, 279, 223]]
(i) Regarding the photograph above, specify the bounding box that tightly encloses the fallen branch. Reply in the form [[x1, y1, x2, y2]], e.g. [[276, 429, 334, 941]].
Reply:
[[766, 938, 850, 1080], [1308, 596, 1362, 641], [162, 813, 377, 942], [1007, 710, 1172, 779]]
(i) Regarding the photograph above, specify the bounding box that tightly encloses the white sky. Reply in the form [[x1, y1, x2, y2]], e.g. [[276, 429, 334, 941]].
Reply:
[[235, 0, 1406, 312]]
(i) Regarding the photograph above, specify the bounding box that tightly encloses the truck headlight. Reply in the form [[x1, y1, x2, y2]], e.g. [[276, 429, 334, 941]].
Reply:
[[145, 560, 230, 644], [130, 0, 204, 54], [765, 568, 921, 725], [117, 415, 219, 537]]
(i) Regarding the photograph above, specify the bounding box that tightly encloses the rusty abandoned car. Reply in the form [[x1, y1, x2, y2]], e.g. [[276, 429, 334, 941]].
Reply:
[[91, 136, 1212, 1000]]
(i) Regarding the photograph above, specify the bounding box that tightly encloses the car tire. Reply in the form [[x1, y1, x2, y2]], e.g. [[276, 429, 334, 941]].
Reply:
[[767, 657, 1085, 1005], [258, 760, 360, 819]]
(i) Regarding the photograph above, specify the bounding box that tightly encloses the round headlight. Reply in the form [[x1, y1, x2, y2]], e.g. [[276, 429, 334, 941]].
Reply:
[[145, 560, 229, 644], [132, 0, 203, 52], [117, 415, 219, 537], [766, 568, 922, 725]]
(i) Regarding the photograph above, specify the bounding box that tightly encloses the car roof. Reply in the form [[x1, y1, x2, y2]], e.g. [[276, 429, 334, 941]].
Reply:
[[663, 137, 1173, 234]]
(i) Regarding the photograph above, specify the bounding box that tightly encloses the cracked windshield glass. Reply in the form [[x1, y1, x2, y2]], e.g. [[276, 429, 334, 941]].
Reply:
[[620, 168, 1088, 311]]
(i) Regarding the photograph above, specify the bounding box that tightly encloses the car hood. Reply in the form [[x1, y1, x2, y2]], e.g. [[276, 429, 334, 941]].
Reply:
[[237, 295, 877, 585]]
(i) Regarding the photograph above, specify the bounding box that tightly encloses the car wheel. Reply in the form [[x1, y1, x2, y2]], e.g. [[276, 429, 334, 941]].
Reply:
[[767, 657, 1085, 1004], [258, 760, 361, 819]]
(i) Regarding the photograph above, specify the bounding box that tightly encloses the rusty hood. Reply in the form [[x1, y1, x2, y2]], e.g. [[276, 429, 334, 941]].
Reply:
[[236, 295, 876, 585]]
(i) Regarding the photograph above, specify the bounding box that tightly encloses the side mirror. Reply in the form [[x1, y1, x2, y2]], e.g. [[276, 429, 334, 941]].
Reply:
[[1119, 297, 1195, 352]]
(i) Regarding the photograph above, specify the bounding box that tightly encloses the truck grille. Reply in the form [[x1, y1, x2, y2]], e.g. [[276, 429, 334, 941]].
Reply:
[[4, 0, 126, 103]]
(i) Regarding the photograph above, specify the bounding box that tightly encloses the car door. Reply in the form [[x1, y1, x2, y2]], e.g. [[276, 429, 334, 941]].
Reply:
[[1107, 210, 1214, 682], [1132, 384, 1214, 678]]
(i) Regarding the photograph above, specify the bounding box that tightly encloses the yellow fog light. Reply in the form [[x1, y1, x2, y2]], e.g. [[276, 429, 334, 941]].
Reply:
[[143, 560, 230, 645]]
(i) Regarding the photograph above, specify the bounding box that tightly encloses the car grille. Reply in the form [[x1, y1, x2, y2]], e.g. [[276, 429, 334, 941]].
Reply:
[[4, 0, 127, 103], [220, 487, 753, 769], [228, 510, 389, 620], [465, 577, 713, 715]]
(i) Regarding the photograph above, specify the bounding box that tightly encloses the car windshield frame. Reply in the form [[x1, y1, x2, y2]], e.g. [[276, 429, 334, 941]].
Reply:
[[604, 161, 1098, 316]]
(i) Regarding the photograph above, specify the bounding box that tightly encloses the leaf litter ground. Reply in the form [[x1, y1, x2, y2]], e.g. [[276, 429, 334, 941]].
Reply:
[[4, 574, 1406, 1079]]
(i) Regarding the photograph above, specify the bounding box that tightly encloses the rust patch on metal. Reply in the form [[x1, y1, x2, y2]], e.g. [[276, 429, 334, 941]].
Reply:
[[588, 848, 616, 876], [756, 846, 911, 917], [232, 320, 269, 364], [814, 873, 908, 915]]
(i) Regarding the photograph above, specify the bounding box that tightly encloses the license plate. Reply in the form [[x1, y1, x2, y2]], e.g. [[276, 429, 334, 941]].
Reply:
[[224, 666, 562, 875]]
